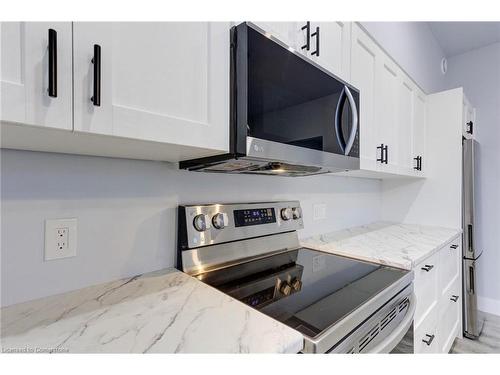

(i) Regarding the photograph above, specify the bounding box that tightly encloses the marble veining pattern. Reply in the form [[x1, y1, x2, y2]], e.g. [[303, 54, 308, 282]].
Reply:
[[1, 269, 303, 353], [301, 222, 461, 270]]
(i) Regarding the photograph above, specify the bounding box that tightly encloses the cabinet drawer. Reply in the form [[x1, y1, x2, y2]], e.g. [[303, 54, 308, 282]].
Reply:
[[439, 237, 461, 292], [414, 251, 440, 325], [438, 276, 461, 353], [414, 303, 438, 353]]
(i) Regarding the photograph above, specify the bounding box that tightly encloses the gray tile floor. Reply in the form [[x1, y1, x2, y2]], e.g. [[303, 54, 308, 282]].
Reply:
[[451, 312, 500, 354], [392, 311, 500, 353]]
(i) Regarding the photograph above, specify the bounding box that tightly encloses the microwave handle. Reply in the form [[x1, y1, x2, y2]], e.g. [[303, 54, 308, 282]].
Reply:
[[344, 86, 358, 156]]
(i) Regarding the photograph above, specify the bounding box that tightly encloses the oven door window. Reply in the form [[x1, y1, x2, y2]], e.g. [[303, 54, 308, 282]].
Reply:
[[246, 26, 359, 157]]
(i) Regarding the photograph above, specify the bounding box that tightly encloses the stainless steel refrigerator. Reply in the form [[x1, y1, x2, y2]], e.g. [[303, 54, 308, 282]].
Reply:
[[462, 138, 484, 339]]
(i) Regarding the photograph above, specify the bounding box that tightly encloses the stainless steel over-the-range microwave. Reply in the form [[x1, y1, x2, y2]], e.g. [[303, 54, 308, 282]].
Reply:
[[180, 22, 361, 176]]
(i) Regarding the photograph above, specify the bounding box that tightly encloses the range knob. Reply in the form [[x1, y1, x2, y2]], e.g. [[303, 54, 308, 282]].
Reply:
[[292, 207, 302, 219], [280, 281, 292, 296], [291, 278, 302, 292], [193, 214, 211, 232], [212, 212, 229, 229], [281, 207, 293, 221]]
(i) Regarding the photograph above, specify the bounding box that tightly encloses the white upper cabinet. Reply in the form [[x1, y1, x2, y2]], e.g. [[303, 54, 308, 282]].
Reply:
[[253, 22, 351, 81], [376, 56, 400, 173], [347, 23, 427, 178], [350, 23, 379, 171], [295, 21, 351, 81], [462, 95, 475, 139], [72, 22, 230, 153], [397, 75, 414, 174], [1, 22, 72, 130], [412, 88, 426, 174]]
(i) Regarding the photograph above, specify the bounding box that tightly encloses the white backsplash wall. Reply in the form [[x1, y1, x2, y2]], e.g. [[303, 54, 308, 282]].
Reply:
[[1, 149, 381, 307]]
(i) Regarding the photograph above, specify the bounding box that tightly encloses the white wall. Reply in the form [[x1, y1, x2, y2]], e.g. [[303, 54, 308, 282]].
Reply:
[[361, 22, 446, 93], [0, 149, 381, 307], [443, 43, 500, 314]]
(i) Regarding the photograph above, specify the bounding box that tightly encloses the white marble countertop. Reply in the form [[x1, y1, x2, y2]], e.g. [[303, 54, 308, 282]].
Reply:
[[0, 269, 303, 353], [301, 222, 461, 270]]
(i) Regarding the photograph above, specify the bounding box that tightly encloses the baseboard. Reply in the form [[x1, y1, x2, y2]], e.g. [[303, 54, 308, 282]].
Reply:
[[478, 296, 500, 316]]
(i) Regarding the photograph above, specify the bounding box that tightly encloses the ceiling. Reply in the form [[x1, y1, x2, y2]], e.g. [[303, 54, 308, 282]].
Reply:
[[428, 22, 500, 57]]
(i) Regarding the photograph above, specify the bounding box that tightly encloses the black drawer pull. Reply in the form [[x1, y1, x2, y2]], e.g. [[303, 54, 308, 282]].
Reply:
[[301, 22, 311, 51], [91, 44, 101, 106], [421, 264, 434, 272], [48, 28, 57, 97], [450, 295, 459, 302], [383, 145, 388, 164], [311, 26, 320, 56], [450, 244, 458, 249], [422, 334, 435, 346]]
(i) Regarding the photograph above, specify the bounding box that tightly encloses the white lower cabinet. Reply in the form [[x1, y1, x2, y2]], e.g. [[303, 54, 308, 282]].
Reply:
[[413, 235, 462, 353]]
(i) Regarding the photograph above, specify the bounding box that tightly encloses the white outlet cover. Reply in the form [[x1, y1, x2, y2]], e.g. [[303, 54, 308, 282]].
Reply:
[[45, 218, 77, 261], [313, 203, 327, 220]]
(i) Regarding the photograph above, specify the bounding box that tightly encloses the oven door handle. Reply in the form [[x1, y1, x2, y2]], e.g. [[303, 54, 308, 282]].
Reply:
[[335, 86, 358, 156], [367, 292, 416, 353]]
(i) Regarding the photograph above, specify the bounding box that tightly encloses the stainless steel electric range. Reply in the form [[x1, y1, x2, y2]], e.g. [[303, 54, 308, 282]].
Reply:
[[177, 201, 415, 353]]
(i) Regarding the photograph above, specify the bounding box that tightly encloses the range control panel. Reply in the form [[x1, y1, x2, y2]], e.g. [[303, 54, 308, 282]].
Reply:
[[178, 201, 303, 250], [234, 207, 276, 227]]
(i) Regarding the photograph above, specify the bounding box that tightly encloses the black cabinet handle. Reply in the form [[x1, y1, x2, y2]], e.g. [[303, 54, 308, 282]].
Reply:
[[421, 264, 434, 272], [301, 22, 311, 51], [91, 44, 101, 106], [467, 121, 474, 134], [422, 334, 435, 346], [383, 145, 388, 164], [311, 26, 320, 56], [450, 244, 458, 249], [413, 156, 422, 171], [450, 295, 459, 302], [377, 144, 384, 162], [48, 28, 57, 98]]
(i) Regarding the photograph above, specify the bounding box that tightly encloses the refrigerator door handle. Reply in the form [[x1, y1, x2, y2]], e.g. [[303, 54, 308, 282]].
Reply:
[[469, 265, 475, 294], [468, 224, 473, 253]]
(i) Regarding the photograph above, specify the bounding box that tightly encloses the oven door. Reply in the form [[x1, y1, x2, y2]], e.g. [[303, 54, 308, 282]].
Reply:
[[233, 22, 360, 160]]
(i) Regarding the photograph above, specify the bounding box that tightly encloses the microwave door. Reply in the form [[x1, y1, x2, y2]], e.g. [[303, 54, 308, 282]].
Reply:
[[334, 86, 359, 156]]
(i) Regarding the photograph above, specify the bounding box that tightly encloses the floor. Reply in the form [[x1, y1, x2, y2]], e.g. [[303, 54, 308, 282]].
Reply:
[[451, 312, 500, 353], [392, 311, 500, 353]]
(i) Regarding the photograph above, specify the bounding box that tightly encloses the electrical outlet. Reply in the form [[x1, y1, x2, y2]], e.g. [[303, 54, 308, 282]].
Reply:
[[45, 218, 77, 261], [313, 203, 327, 220]]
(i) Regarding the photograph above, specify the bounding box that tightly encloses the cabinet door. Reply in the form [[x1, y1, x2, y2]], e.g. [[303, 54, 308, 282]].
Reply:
[[412, 88, 426, 173], [1, 22, 72, 130], [311, 22, 351, 81], [397, 75, 414, 173], [376, 55, 399, 171], [350, 23, 379, 170], [463, 95, 475, 138], [73, 22, 229, 153]]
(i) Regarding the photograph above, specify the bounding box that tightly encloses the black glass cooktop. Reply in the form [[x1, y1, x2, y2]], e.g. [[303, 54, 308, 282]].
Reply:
[[200, 248, 409, 338]]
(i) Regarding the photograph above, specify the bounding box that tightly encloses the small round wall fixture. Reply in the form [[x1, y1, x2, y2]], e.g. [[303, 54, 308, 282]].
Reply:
[[441, 57, 448, 75]]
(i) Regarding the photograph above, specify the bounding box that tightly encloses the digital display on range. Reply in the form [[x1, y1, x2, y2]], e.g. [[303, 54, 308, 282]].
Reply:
[[234, 208, 276, 227]]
